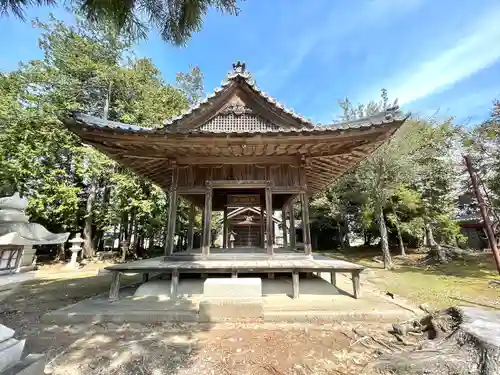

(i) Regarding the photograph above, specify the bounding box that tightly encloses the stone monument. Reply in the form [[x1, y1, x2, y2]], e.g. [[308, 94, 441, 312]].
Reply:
[[67, 233, 83, 269], [0, 192, 69, 275]]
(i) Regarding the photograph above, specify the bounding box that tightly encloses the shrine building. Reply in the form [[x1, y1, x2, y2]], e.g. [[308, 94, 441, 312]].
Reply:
[[64, 62, 407, 300]]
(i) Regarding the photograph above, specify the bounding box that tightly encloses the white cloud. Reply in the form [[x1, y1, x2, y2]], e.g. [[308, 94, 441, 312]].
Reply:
[[255, 0, 426, 92], [382, 5, 500, 105]]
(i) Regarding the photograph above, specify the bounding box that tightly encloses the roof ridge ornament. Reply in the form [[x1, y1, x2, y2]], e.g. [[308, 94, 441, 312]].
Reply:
[[226, 60, 254, 84], [232, 61, 246, 73], [384, 104, 401, 120]]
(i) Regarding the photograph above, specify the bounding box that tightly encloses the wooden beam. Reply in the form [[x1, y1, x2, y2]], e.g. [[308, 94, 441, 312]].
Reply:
[[210, 180, 268, 189], [122, 154, 171, 160], [312, 158, 345, 173], [177, 187, 207, 194], [271, 186, 304, 194], [79, 124, 397, 147], [176, 155, 300, 165]]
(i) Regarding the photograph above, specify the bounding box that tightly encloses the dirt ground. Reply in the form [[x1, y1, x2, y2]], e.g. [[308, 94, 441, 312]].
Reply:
[[1, 262, 424, 375], [33, 322, 420, 375]]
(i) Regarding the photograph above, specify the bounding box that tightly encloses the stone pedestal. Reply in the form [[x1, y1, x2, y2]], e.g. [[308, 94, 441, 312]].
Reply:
[[19, 246, 35, 269], [0, 324, 45, 374], [199, 278, 263, 322]]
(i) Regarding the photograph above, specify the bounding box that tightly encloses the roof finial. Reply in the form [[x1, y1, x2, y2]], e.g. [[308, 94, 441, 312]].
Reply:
[[232, 61, 246, 73]]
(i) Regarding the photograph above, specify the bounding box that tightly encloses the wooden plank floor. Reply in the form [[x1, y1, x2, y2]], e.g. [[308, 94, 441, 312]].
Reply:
[[106, 253, 364, 273]]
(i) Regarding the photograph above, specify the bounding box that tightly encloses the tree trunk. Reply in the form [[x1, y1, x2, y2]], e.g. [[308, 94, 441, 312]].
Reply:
[[147, 235, 155, 256], [120, 212, 129, 262], [83, 178, 97, 258], [392, 207, 406, 256], [377, 205, 393, 269], [425, 221, 447, 263], [103, 80, 112, 120], [95, 229, 104, 252], [55, 242, 65, 262], [341, 218, 350, 248]]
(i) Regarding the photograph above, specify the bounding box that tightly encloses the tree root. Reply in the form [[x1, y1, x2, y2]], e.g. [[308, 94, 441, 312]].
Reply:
[[364, 307, 500, 375]]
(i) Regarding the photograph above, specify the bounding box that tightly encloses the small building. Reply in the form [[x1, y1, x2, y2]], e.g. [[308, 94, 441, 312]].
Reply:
[[63, 62, 407, 299]]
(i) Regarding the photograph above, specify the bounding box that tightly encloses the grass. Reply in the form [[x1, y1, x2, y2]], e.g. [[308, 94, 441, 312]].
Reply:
[[331, 247, 500, 310]]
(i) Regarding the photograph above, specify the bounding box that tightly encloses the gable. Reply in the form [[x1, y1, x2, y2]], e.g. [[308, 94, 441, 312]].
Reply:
[[198, 89, 291, 133], [165, 63, 315, 132]]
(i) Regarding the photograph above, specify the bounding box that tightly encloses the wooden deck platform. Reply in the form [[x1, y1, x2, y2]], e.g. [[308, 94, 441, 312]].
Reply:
[[105, 250, 364, 301]]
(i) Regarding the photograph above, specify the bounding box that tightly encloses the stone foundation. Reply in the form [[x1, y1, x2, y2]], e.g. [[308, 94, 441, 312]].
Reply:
[[0, 325, 45, 375], [199, 298, 263, 322]]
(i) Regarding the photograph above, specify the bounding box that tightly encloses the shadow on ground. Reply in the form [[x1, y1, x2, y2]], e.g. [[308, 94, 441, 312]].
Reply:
[[0, 273, 215, 375]]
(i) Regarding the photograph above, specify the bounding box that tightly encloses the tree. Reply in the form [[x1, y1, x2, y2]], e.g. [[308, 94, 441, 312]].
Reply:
[[331, 90, 463, 267], [0, 0, 240, 45], [0, 15, 198, 260], [337, 90, 417, 269], [176, 65, 205, 105]]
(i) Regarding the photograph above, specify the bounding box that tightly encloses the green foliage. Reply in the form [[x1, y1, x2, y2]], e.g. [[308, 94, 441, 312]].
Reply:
[[0, 15, 201, 254], [176, 65, 205, 105], [313, 91, 465, 263], [1, 0, 241, 45]]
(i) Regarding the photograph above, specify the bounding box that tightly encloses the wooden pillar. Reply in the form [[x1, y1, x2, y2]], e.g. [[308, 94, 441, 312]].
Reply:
[[352, 270, 361, 299], [330, 271, 336, 287], [202, 182, 213, 256], [260, 204, 265, 248], [300, 192, 312, 256], [289, 202, 296, 250], [282, 206, 288, 249], [109, 272, 121, 301], [299, 160, 312, 256], [292, 270, 299, 299], [223, 205, 228, 249], [164, 166, 179, 256], [265, 182, 274, 256], [187, 203, 195, 251], [171, 269, 179, 298]]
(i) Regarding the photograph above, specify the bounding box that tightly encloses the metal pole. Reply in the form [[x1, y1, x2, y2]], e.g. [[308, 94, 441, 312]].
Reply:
[[464, 155, 500, 274]]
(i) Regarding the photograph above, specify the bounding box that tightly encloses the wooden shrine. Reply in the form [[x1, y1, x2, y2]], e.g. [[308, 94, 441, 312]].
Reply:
[[65, 61, 406, 258], [64, 62, 407, 299]]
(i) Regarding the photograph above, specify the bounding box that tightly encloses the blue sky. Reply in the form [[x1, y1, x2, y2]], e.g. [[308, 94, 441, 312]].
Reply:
[[1, 0, 500, 125]]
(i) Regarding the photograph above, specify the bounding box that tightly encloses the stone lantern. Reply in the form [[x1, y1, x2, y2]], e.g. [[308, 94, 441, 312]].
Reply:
[[67, 233, 84, 268], [0, 192, 69, 275]]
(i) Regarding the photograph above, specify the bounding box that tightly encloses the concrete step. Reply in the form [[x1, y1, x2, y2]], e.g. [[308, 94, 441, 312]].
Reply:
[[263, 309, 416, 323], [43, 309, 199, 324], [0, 354, 45, 375]]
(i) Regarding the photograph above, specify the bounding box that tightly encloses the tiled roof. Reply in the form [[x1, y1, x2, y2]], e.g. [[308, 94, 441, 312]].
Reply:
[[71, 106, 406, 136]]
